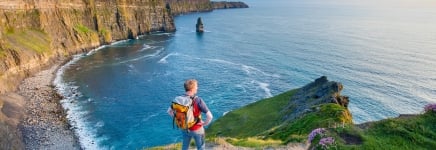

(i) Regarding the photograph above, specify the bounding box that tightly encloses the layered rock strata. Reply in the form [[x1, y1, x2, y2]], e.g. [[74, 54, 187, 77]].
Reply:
[[0, 0, 175, 94]]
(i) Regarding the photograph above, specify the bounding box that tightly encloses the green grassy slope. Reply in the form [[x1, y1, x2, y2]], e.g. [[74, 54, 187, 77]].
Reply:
[[206, 88, 353, 148], [206, 87, 436, 149], [207, 89, 298, 138]]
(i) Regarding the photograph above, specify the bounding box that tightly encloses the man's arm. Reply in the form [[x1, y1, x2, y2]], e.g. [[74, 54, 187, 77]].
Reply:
[[203, 111, 213, 126], [167, 107, 174, 117]]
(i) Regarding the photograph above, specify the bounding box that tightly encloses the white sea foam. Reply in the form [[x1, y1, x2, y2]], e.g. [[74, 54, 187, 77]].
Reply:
[[95, 121, 105, 128], [127, 64, 137, 73], [223, 111, 230, 116], [158, 52, 179, 64], [54, 44, 117, 150], [111, 39, 131, 45], [152, 32, 172, 36], [86, 45, 107, 56], [55, 77, 103, 150], [117, 47, 164, 64], [138, 44, 153, 52], [256, 81, 273, 98], [142, 113, 159, 122], [207, 58, 280, 78], [235, 84, 247, 93]]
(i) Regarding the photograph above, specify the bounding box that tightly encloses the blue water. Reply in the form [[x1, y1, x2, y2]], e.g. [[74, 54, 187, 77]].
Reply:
[[55, 0, 436, 149]]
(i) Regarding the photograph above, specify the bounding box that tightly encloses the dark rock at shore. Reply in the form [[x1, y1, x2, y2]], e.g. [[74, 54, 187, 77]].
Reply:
[[196, 17, 204, 32], [282, 76, 350, 121]]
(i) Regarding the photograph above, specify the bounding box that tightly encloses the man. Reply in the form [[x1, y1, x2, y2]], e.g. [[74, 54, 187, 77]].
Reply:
[[167, 79, 213, 150]]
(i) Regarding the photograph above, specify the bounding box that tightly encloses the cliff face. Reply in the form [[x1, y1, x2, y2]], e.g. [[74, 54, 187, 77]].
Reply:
[[164, 0, 249, 16], [0, 0, 175, 95], [165, 0, 213, 15], [0, 0, 175, 149], [211, 1, 249, 9]]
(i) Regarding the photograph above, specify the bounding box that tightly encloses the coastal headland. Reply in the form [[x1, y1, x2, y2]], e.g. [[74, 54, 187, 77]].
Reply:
[[152, 76, 436, 149], [0, 0, 248, 149]]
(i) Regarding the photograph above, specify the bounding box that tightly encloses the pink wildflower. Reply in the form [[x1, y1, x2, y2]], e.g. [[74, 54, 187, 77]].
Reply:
[[308, 128, 326, 143]]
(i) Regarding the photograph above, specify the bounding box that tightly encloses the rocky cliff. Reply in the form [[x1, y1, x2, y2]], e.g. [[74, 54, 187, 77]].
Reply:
[[211, 1, 249, 9], [165, 0, 213, 15], [164, 0, 249, 15], [0, 0, 175, 95], [0, 1, 175, 149]]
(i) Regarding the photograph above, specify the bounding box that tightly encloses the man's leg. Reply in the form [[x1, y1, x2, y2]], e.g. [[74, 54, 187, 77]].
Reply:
[[182, 131, 192, 150], [192, 128, 205, 150]]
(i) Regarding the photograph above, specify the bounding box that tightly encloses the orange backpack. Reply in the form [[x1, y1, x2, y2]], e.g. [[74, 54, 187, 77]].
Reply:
[[171, 96, 200, 130]]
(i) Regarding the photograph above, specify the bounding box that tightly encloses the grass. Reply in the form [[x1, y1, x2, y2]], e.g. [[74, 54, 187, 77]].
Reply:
[[73, 24, 99, 43], [4, 28, 51, 54], [336, 112, 436, 150], [265, 103, 352, 143], [99, 28, 112, 43], [150, 83, 436, 149], [207, 86, 352, 145], [145, 143, 181, 150], [0, 47, 5, 58], [225, 137, 282, 148], [207, 89, 298, 138], [74, 24, 91, 34]]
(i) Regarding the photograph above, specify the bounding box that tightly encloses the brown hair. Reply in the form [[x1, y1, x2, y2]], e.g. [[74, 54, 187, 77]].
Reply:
[[184, 79, 197, 92]]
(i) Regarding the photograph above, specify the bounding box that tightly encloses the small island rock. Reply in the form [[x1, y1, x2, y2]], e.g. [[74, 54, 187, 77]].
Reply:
[[196, 17, 204, 33]]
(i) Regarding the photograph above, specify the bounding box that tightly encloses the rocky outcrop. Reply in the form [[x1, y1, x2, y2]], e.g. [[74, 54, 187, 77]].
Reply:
[[282, 76, 350, 121], [0, 93, 25, 149], [196, 17, 204, 32], [211, 1, 249, 9]]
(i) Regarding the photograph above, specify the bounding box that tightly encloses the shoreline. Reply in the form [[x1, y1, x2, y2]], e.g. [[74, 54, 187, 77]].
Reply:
[[17, 59, 81, 150]]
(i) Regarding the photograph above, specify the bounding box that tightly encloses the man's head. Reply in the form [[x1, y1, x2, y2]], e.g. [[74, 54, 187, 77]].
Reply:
[[184, 79, 198, 94]]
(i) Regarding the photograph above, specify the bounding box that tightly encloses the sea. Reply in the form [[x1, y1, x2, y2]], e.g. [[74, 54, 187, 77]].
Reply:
[[54, 0, 436, 149]]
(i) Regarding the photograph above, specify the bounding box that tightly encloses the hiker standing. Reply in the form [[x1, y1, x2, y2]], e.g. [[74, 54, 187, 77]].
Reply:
[[167, 79, 213, 150]]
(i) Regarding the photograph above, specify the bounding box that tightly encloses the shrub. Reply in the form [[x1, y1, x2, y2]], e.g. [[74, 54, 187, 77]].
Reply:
[[308, 128, 337, 150], [308, 128, 326, 143], [319, 137, 335, 149], [424, 103, 436, 113]]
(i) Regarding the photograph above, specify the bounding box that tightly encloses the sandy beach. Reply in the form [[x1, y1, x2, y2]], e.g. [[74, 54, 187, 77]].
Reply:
[[17, 60, 81, 150]]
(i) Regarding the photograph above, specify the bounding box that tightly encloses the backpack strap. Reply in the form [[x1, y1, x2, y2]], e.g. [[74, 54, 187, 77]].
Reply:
[[190, 96, 201, 124]]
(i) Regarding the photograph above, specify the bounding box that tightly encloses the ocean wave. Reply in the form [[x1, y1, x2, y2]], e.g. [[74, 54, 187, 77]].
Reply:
[[112, 39, 131, 45], [255, 81, 273, 98], [223, 111, 229, 116], [86, 45, 107, 56], [138, 44, 154, 52], [142, 113, 159, 122], [207, 58, 280, 78], [116, 47, 164, 64], [54, 49, 109, 150], [158, 52, 179, 64]]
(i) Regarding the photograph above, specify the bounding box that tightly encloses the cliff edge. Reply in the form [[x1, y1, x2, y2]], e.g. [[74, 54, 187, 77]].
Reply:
[[203, 76, 436, 149]]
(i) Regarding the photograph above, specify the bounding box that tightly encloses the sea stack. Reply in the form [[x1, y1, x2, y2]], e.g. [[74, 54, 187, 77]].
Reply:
[[196, 17, 204, 33]]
